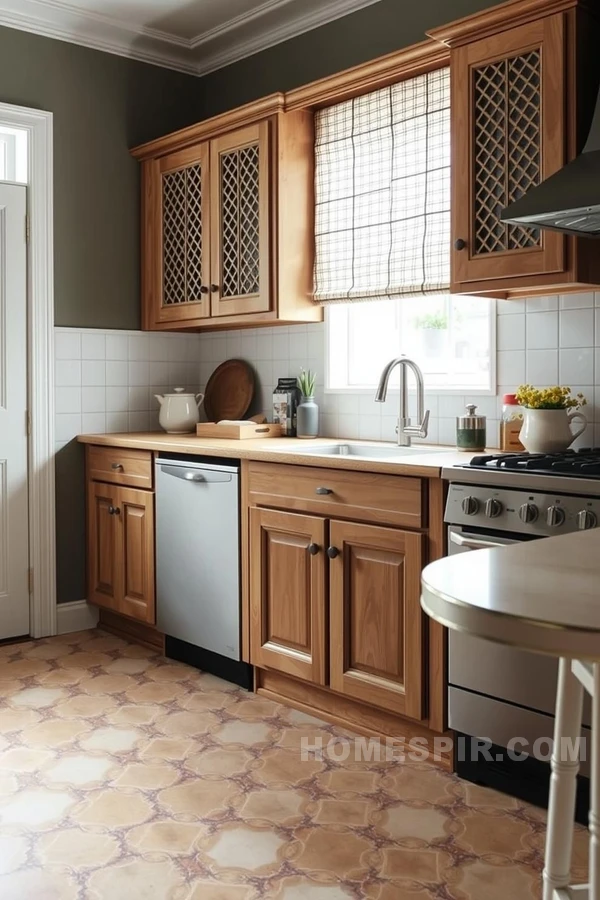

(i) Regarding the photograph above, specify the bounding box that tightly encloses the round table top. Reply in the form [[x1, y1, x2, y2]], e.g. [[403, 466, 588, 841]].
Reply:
[[421, 529, 600, 659]]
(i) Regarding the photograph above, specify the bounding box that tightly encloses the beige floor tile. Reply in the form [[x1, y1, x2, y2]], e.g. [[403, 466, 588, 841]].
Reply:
[[0, 789, 75, 826], [45, 754, 115, 786], [86, 859, 187, 900], [0, 630, 578, 899], [37, 828, 120, 867], [80, 726, 142, 753], [204, 824, 285, 870]]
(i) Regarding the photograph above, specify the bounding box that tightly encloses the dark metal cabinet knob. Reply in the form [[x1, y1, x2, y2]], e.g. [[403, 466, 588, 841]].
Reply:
[[108, 506, 121, 516], [316, 487, 333, 495], [455, 238, 467, 251], [200, 286, 209, 294], [210, 284, 220, 293], [327, 546, 340, 559], [308, 543, 320, 556], [111, 462, 123, 470]]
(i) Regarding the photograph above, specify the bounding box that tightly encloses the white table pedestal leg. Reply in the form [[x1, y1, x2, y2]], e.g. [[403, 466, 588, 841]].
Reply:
[[590, 662, 600, 900], [543, 657, 584, 900]]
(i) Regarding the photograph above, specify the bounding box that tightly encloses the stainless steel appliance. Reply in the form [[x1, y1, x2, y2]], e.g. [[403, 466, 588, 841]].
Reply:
[[155, 456, 250, 687], [445, 450, 599, 815]]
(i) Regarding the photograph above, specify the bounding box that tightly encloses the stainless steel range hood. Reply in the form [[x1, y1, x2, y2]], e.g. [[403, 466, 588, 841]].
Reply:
[[502, 87, 600, 237]]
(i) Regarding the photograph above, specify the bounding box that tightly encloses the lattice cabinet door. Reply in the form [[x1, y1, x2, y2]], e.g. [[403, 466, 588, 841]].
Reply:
[[452, 15, 567, 289], [144, 144, 211, 326], [210, 123, 271, 318]]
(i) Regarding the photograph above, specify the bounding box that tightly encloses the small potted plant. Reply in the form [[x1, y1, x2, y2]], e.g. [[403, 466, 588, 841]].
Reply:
[[414, 311, 448, 357], [297, 369, 318, 439], [515, 385, 588, 453]]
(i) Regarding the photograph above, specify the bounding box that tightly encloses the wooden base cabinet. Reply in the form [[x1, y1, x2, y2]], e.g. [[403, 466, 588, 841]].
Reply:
[[248, 480, 427, 722], [329, 521, 424, 720], [250, 508, 327, 685], [86, 448, 156, 625]]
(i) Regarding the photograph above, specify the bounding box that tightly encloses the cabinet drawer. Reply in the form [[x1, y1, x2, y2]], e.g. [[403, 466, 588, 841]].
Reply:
[[87, 446, 153, 490], [247, 462, 425, 529]]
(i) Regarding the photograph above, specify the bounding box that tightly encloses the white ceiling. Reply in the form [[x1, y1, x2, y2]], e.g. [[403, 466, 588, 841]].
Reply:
[[0, 0, 384, 76]]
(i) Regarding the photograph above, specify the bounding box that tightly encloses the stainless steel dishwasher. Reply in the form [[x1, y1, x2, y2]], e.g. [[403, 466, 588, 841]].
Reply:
[[155, 456, 249, 686]]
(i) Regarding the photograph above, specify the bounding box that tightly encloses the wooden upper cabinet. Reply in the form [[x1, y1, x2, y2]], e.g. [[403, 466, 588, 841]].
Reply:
[[250, 507, 327, 685], [429, 0, 600, 297], [144, 145, 211, 326], [452, 15, 567, 289], [134, 97, 321, 331], [329, 520, 425, 720], [210, 123, 271, 318]]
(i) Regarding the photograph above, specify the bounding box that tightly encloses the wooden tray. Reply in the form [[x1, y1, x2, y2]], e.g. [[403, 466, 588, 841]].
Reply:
[[203, 359, 255, 422], [196, 422, 283, 440]]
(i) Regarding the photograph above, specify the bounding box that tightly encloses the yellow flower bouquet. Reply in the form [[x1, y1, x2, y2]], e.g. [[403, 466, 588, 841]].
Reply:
[[515, 385, 587, 411]]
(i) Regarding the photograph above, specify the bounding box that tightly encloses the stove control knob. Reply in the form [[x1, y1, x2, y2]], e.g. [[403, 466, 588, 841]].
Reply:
[[519, 503, 539, 524], [577, 510, 597, 531], [461, 496, 480, 516], [547, 506, 566, 528], [485, 498, 503, 519]]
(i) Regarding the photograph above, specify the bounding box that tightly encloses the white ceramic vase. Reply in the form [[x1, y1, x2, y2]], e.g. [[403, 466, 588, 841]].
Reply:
[[519, 407, 587, 454]]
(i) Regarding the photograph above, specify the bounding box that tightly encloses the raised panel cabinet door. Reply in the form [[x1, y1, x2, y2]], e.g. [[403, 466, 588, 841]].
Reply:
[[116, 487, 156, 625], [452, 14, 566, 287], [250, 507, 327, 684], [142, 144, 211, 328], [87, 481, 120, 612], [329, 520, 425, 720], [210, 122, 271, 318]]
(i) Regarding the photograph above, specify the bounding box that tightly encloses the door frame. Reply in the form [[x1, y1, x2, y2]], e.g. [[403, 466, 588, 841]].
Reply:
[[0, 102, 55, 638]]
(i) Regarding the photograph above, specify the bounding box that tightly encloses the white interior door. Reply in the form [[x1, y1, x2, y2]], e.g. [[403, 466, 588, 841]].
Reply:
[[0, 182, 28, 638]]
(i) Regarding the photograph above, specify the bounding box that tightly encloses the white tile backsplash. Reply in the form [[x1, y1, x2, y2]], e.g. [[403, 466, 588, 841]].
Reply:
[[55, 327, 202, 440], [59, 292, 600, 452], [195, 293, 600, 449]]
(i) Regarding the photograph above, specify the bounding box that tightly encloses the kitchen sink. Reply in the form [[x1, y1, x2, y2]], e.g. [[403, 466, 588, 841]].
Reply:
[[276, 442, 446, 459]]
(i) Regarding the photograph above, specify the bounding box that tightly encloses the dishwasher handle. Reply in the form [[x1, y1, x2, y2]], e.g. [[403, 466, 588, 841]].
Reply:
[[158, 464, 233, 484]]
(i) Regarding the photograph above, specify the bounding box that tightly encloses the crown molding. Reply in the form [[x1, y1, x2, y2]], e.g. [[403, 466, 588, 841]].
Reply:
[[427, 0, 581, 48], [0, 0, 385, 77]]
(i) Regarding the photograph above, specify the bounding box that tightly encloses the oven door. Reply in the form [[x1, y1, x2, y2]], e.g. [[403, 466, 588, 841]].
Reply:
[[448, 525, 561, 719]]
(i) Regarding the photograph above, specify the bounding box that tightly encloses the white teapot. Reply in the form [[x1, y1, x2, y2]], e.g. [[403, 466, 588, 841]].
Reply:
[[155, 388, 204, 434]]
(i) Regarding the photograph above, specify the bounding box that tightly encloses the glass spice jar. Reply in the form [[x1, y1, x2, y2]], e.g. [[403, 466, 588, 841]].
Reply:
[[500, 394, 525, 452]]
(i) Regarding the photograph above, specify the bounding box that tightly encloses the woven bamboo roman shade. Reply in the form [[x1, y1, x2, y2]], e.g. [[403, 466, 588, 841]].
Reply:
[[313, 68, 450, 305]]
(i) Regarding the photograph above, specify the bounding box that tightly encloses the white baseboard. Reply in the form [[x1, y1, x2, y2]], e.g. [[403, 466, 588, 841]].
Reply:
[[56, 600, 99, 635]]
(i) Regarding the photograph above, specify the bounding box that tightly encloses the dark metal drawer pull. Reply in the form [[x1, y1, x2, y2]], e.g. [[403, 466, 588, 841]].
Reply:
[[316, 487, 333, 495], [111, 463, 124, 470]]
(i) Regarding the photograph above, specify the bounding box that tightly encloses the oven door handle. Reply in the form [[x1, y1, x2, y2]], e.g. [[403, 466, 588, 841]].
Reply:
[[450, 531, 516, 550]]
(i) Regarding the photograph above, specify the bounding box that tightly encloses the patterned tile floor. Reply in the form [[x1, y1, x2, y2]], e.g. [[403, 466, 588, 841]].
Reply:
[[0, 629, 589, 899]]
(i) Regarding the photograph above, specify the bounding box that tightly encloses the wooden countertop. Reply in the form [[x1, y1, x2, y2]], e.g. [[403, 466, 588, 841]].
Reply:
[[76, 432, 486, 478], [421, 530, 600, 659]]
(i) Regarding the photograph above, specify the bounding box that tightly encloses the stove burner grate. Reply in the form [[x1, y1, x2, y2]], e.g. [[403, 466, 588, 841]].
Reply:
[[469, 449, 600, 478]]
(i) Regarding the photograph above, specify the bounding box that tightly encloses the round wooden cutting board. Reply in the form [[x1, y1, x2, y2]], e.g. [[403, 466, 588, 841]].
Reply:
[[203, 359, 255, 423]]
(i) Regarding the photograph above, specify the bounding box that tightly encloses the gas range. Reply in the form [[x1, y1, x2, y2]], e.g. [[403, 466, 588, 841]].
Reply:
[[444, 449, 600, 537]]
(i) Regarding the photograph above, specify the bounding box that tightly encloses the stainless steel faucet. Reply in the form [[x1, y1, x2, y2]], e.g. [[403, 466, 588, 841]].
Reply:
[[375, 356, 430, 447]]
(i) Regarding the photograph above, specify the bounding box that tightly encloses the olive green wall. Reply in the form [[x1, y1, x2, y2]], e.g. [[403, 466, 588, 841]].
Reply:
[[0, 24, 203, 331]]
